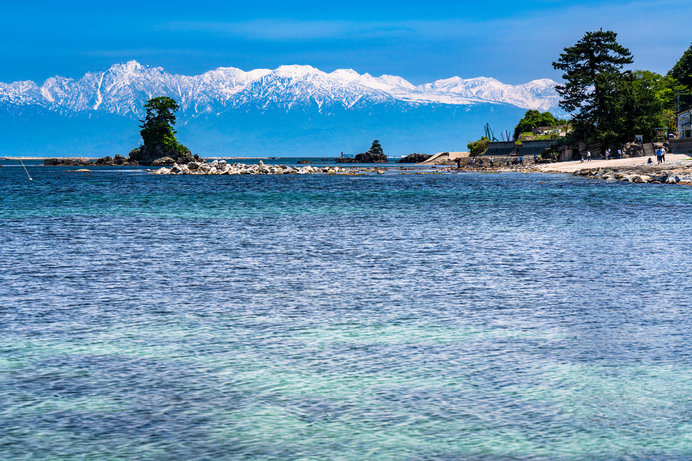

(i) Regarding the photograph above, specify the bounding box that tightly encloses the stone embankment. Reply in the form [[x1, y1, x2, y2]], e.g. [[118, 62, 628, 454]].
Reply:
[[153, 160, 385, 175], [573, 166, 692, 185], [420, 152, 470, 165]]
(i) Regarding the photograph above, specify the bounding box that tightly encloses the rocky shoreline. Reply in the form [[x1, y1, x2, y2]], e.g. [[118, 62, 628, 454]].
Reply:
[[153, 160, 386, 175], [572, 165, 692, 185], [42, 154, 692, 186]]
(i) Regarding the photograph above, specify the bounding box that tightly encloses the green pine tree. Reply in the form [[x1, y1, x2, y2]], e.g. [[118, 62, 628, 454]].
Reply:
[[552, 29, 633, 145], [369, 140, 384, 156], [131, 96, 191, 163]]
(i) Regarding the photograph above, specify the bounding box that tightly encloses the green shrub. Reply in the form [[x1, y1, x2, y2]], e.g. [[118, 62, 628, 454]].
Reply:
[[468, 136, 490, 156]]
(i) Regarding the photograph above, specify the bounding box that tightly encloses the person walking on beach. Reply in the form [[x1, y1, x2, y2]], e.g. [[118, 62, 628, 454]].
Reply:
[[489, 156, 494, 167], [617, 149, 622, 159], [580, 152, 584, 163], [662, 148, 666, 163], [587, 151, 592, 162], [656, 148, 662, 164], [471, 157, 476, 167]]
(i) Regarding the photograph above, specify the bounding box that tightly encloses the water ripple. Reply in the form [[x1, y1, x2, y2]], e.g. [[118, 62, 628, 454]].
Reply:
[[1, 166, 691, 459]]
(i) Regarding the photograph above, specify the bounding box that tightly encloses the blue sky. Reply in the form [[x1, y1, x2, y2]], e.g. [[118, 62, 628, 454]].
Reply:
[[2, 0, 690, 85]]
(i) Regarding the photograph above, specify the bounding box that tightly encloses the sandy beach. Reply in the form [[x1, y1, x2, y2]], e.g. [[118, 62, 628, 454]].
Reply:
[[537, 154, 692, 173]]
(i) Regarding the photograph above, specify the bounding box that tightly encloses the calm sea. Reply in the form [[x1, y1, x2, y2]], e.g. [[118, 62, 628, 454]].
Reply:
[[1, 163, 691, 460]]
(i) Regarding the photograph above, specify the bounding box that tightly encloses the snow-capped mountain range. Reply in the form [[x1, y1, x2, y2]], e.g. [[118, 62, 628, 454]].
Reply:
[[0, 61, 559, 117], [0, 61, 563, 156]]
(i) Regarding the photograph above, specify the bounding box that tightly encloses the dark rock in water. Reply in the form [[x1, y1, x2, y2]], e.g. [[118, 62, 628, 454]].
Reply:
[[46, 155, 137, 166], [44, 157, 94, 166], [397, 153, 431, 163], [297, 160, 313, 164], [335, 157, 356, 163], [336, 151, 388, 163], [337, 139, 389, 163], [127, 145, 197, 166], [92, 156, 114, 165], [151, 156, 176, 166], [93, 154, 133, 165], [358, 151, 388, 163]]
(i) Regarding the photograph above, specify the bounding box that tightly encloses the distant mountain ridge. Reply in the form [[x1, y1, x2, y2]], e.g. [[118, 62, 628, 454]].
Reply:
[[0, 62, 561, 156], [0, 61, 560, 116]]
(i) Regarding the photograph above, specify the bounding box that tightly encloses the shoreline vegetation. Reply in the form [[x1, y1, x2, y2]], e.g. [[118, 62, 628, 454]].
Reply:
[[463, 33, 692, 164]]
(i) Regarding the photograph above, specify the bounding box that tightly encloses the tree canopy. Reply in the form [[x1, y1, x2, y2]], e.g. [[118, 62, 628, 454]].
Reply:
[[622, 70, 677, 138], [369, 140, 384, 156], [131, 96, 191, 163], [139, 97, 181, 153], [467, 136, 489, 156], [513, 110, 561, 140], [552, 29, 633, 145], [668, 42, 692, 110]]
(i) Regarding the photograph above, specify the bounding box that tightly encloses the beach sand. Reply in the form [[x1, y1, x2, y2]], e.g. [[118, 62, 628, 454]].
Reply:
[[537, 154, 691, 173]]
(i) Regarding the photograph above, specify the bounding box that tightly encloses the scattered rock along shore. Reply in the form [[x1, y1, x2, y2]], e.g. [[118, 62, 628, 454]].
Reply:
[[153, 160, 387, 175], [573, 165, 692, 185], [48, 154, 692, 186]]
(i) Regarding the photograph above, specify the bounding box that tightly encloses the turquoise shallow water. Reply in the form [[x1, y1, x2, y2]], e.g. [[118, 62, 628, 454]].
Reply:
[[1, 164, 691, 460]]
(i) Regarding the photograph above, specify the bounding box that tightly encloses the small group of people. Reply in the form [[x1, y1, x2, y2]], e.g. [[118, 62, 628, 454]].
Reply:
[[604, 148, 623, 160], [655, 147, 667, 164], [579, 151, 592, 163], [462, 156, 495, 169], [580, 147, 625, 163], [470, 157, 482, 167], [505, 156, 524, 167]]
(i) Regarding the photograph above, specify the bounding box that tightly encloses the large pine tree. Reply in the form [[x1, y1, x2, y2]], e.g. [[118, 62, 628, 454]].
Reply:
[[129, 96, 192, 164], [552, 30, 633, 145]]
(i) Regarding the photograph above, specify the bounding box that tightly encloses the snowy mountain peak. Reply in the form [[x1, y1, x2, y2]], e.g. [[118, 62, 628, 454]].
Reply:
[[274, 64, 322, 78], [113, 60, 145, 72]]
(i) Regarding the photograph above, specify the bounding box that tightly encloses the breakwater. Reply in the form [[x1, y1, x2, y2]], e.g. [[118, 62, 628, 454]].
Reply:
[[153, 160, 386, 175]]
